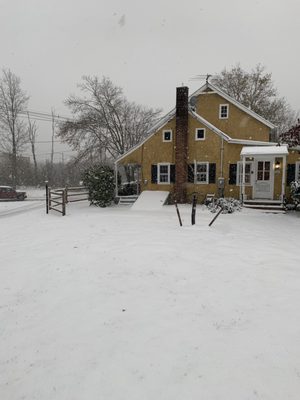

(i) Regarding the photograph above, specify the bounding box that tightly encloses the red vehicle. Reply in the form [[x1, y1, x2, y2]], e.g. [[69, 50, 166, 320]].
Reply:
[[0, 186, 27, 201]]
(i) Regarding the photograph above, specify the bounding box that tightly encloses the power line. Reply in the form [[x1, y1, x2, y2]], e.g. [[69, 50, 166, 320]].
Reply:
[[22, 109, 72, 121], [22, 149, 76, 157]]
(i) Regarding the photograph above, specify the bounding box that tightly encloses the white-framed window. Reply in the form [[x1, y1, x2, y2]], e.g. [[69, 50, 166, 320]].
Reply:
[[219, 104, 229, 119], [195, 162, 209, 184], [237, 161, 253, 186], [158, 163, 170, 184], [195, 128, 206, 141], [163, 130, 172, 142], [296, 162, 300, 181]]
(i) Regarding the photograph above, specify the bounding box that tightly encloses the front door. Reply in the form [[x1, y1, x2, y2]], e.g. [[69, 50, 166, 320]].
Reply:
[[254, 159, 273, 199]]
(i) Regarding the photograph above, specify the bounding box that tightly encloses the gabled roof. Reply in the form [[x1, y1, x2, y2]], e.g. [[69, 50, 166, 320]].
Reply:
[[116, 108, 276, 163], [190, 82, 276, 129], [190, 109, 277, 146], [115, 109, 176, 162]]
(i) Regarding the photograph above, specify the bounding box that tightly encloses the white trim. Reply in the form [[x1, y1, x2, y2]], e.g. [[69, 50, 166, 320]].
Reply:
[[219, 104, 229, 119], [191, 82, 276, 129], [236, 161, 253, 186], [162, 129, 172, 142], [253, 157, 274, 200], [195, 128, 206, 141], [190, 110, 277, 146], [115, 109, 175, 163], [116, 106, 277, 164], [195, 161, 209, 184], [241, 145, 288, 156], [157, 163, 171, 184]]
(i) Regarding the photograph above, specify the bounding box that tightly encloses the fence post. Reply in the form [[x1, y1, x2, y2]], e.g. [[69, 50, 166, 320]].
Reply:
[[64, 186, 68, 204], [45, 181, 49, 214], [62, 189, 66, 216]]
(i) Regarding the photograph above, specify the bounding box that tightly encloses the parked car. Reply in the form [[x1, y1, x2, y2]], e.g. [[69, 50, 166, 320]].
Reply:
[[0, 186, 27, 201]]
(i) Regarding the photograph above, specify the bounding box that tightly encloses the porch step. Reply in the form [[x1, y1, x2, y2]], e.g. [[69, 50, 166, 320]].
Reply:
[[243, 200, 284, 211], [118, 195, 139, 206]]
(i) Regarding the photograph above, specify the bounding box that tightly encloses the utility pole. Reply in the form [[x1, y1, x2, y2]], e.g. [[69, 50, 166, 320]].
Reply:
[[50, 108, 55, 183]]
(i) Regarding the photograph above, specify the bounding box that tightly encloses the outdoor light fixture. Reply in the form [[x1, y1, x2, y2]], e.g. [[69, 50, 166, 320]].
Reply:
[[275, 160, 281, 170]]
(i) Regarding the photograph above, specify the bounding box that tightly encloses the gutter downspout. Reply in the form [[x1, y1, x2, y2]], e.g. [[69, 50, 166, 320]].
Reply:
[[220, 138, 224, 178]]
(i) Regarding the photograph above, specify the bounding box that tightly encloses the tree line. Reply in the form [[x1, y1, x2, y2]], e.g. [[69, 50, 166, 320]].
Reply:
[[0, 65, 299, 188]]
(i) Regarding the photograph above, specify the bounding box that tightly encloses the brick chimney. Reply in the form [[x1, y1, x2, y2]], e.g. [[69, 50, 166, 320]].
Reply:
[[175, 86, 189, 203]]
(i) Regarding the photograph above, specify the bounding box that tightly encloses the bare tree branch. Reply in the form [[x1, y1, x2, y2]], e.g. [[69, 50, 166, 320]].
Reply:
[[0, 69, 29, 187]]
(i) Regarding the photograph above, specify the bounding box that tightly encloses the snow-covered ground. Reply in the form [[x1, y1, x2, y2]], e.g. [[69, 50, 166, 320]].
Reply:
[[1, 202, 300, 399]]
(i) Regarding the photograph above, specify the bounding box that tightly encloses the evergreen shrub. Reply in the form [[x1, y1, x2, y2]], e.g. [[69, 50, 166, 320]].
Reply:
[[83, 164, 115, 207]]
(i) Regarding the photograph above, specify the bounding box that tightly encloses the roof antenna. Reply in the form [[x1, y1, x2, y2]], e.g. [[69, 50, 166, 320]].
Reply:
[[189, 74, 214, 83]]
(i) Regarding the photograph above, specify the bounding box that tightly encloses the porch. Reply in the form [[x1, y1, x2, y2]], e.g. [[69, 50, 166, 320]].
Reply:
[[240, 145, 289, 204]]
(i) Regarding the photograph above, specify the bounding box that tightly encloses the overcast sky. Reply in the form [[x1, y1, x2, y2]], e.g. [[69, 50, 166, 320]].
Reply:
[[1, 0, 299, 161]]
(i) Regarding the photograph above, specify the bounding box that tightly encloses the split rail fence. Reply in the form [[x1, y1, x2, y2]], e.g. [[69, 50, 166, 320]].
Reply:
[[46, 183, 89, 216]]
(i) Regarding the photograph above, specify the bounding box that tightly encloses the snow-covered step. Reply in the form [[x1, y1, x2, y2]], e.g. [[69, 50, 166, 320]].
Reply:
[[243, 201, 284, 211], [118, 195, 139, 206]]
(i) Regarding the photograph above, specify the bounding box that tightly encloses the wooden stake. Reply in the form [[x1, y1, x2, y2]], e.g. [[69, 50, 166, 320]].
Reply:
[[174, 201, 182, 226], [45, 181, 49, 214], [208, 207, 223, 227], [191, 194, 197, 225]]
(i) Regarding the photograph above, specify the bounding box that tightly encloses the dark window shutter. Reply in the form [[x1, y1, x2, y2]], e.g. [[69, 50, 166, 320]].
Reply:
[[209, 163, 216, 184], [287, 164, 296, 186], [187, 164, 195, 183], [170, 164, 176, 183], [229, 164, 237, 185], [151, 164, 157, 184]]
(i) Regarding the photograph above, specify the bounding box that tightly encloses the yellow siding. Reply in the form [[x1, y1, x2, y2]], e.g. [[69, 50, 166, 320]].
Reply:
[[118, 90, 297, 202], [195, 92, 271, 141]]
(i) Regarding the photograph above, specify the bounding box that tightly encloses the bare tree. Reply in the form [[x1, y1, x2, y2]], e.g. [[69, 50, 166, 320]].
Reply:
[[0, 69, 29, 187], [58, 76, 161, 178], [212, 64, 298, 135], [27, 112, 38, 185], [280, 119, 300, 147]]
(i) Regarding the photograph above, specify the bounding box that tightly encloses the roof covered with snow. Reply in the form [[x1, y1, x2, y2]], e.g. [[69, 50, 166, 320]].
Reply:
[[241, 145, 289, 156]]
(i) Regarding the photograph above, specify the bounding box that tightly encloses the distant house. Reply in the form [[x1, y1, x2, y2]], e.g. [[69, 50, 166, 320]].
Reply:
[[115, 82, 300, 205]]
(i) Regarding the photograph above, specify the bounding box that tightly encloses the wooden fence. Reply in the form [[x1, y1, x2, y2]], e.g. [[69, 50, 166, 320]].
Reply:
[[46, 182, 89, 216]]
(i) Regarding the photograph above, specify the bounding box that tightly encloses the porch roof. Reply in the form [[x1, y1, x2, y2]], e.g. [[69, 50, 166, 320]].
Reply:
[[240, 145, 288, 157]]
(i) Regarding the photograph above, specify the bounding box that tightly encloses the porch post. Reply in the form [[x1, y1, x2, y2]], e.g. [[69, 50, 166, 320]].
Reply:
[[281, 155, 287, 202], [242, 155, 246, 203], [114, 162, 118, 198]]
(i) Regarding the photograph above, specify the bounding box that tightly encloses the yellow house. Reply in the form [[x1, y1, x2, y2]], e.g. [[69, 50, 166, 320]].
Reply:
[[115, 82, 300, 206]]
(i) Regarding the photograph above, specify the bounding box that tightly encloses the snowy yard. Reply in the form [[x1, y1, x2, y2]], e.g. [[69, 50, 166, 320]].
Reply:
[[1, 202, 300, 399]]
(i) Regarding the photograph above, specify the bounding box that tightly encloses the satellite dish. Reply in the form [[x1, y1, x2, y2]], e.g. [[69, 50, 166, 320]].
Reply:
[[189, 96, 197, 107]]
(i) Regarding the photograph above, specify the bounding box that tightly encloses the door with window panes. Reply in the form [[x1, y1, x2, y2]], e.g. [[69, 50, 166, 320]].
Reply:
[[253, 159, 273, 199]]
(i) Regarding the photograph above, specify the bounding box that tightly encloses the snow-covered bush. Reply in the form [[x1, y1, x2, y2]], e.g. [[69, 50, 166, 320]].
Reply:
[[207, 197, 242, 214], [83, 164, 115, 207], [287, 181, 300, 210]]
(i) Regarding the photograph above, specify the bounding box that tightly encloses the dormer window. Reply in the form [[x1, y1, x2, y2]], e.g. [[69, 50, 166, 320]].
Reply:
[[195, 128, 205, 141], [219, 104, 229, 119], [163, 130, 172, 142]]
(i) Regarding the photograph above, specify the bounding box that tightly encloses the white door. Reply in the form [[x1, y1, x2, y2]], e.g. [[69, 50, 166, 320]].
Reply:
[[254, 159, 273, 199]]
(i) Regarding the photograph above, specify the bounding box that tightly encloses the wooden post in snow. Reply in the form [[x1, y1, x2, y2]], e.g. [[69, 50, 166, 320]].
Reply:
[[191, 194, 197, 225], [174, 201, 182, 226], [208, 207, 223, 227], [45, 181, 49, 214]]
